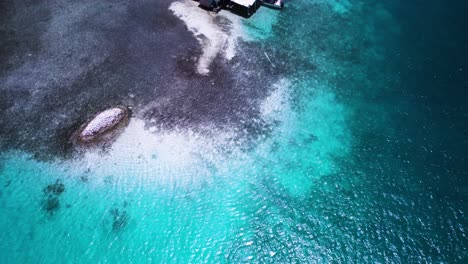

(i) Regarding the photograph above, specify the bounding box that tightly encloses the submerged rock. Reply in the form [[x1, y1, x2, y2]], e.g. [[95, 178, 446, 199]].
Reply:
[[42, 180, 66, 215], [43, 180, 65, 195], [110, 208, 129, 231], [43, 196, 60, 214], [80, 175, 89, 183], [75, 106, 130, 145]]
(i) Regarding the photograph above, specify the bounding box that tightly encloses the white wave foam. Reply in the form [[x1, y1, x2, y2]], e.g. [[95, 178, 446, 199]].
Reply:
[[169, 0, 245, 75]]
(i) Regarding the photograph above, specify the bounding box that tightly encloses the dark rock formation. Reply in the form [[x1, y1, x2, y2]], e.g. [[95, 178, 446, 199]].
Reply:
[[42, 179, 65, 215], [43, 180, 65, 195], [43, 196, 60, 214], [80, 175, 89, 183], [110, 208, 129, 232]]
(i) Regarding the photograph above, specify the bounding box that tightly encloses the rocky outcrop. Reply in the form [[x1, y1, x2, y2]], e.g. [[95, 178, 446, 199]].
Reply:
[[42, 179, 65, 215], [43, 180, 65, 195], [75, 106, 130, 145], [110, 208, 129, 232]]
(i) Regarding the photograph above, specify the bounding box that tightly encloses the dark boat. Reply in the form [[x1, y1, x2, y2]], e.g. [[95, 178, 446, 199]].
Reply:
[[197, 0, 282, 17], [261, 0, 284, 9]]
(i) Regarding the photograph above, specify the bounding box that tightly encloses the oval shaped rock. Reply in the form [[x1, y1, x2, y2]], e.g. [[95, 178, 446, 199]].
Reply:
[[76, 106, 130, 145]]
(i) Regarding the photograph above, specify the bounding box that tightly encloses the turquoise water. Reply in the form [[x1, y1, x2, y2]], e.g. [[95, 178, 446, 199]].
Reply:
[[1, 0, 467, 262]]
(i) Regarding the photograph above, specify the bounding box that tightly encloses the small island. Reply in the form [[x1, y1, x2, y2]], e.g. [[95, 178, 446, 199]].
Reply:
[[74, 106, 130, 145]]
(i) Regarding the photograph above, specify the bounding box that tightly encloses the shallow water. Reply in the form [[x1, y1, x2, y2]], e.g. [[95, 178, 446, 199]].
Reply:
[[1, 0, 467, 262]]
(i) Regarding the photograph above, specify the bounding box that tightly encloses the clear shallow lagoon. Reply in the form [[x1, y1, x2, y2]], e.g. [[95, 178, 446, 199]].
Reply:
[[1, 0, 467, 262]]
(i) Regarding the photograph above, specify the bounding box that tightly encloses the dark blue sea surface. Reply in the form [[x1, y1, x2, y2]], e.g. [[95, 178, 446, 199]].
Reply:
[[0, 0, 466, 262]]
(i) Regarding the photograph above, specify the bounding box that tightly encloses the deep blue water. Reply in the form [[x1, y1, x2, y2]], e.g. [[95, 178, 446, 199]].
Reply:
[[0, 0, 467, 262]]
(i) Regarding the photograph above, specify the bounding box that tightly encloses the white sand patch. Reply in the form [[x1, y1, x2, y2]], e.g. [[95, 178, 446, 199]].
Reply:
[[77, 118, 245, 186], [260, 78, 291, 123], [169, 0, 245, 75], [73, 79, 294, 187], [221, 11, 245, 60]]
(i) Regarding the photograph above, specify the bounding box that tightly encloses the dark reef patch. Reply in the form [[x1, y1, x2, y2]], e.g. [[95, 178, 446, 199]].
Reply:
[[110, 208, 129, 232], [0, 0, 283, 160], [43, 180, 65, 196], [80, 175, 89, 183], [43, 196, 60, 214], [41, 179, 65, 215], [0, 0, 50, 74]]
